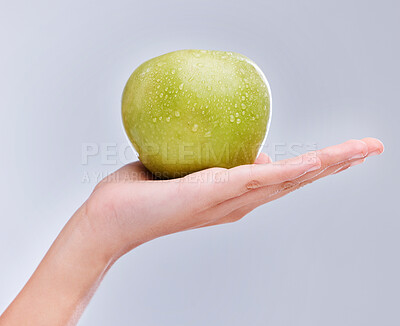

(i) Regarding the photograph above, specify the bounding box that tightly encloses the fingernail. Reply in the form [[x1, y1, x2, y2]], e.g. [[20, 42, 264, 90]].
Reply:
[[349, 158, 365, 167], [367, 150, 381, 157]]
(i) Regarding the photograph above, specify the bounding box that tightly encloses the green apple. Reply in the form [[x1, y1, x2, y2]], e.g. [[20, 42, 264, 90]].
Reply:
[[122, 49, 271, 178]]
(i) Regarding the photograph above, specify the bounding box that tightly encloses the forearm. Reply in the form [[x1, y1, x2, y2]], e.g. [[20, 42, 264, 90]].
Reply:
[[0, 204, 114, 326]]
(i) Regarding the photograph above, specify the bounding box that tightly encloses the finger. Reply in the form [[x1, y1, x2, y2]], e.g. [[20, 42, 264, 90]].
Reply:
[[316, 139, 368, 168], [210, 138, 369, 204], [263, 139, 369, 188], [197, 205, 253, 228], [201, 155, 368, 227], [260, 156, 368, 203], [216, 142, 382, 223], [298, 137, 382, 178], [233, 143, 370, 209], [254, 152, 272, 164], [360, 137, 384, 157], [232, 156, 366, 214], [178, 152, 320, 212], [199, 138, 384, 227], [201, 139, 376, 221], [207, 152, 322, 205], [181, 138, 381, 217], [333, 157, 365, 174]]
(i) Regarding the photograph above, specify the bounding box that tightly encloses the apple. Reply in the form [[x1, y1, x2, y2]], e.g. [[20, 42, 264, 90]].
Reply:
[[122, 50, 271, 179]]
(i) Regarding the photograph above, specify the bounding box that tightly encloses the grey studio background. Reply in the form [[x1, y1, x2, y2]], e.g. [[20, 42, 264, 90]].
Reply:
[[0, 0, 399, 325]]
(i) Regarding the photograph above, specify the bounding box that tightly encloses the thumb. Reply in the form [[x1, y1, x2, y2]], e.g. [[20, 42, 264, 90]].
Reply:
[[254, 152, 272, 164]]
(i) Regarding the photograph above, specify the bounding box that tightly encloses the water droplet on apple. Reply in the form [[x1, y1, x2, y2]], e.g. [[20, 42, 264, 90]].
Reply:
[[235, 112, 239, 117], [171, 69, 176, 74], [192, 124, 199, 132], [236, 118, 241, 124], [166, 116, 171, 122], [230, 115, 235, 122], [152, 118, 157, 122], [174, 111, 180, 117], [179, 83, 184, 90]]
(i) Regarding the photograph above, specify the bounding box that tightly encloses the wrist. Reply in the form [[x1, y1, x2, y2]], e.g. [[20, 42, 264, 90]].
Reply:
[[68, 203, 118, 268], [82, 194, 151, 261]]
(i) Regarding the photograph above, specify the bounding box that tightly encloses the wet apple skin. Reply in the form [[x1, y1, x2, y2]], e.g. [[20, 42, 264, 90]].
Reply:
[[122, 49, 271, 179]]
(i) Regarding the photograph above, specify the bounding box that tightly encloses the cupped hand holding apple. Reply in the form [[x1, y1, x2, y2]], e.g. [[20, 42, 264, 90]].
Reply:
[[111, 50, 384, 256], [0, 137, 383, 326], [86, 137, 383, 259]]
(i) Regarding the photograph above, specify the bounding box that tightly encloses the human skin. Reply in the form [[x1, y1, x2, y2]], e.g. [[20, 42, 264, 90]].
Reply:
[[0, 138, 383, 326]]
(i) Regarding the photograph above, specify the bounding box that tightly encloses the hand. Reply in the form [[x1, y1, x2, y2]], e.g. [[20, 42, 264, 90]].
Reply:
[[85, 137, 384, 261], [1, 137, 383, 326]]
